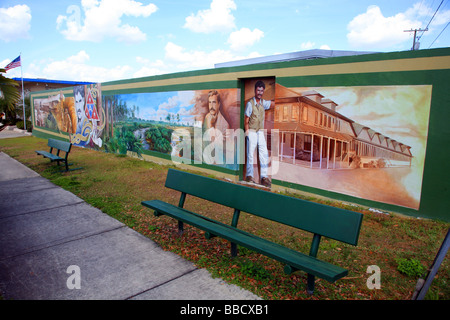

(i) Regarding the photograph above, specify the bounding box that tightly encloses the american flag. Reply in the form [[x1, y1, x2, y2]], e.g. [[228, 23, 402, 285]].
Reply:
[[4, 56, 21, 72]]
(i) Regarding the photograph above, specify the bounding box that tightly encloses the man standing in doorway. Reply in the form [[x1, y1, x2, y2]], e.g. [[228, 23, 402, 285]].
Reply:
[[244, 80, 275, 187]]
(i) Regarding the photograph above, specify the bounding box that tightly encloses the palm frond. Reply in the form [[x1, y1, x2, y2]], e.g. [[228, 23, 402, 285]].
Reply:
[[0, 71, 21, 113]]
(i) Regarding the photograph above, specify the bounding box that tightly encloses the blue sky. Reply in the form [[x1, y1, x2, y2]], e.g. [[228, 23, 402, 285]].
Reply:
[[118, 91, 197, 125], [1, 0, 449, 82]]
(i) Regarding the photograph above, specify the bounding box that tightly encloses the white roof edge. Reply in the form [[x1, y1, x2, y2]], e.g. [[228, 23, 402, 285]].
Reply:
[[214, 49, 378, 68]]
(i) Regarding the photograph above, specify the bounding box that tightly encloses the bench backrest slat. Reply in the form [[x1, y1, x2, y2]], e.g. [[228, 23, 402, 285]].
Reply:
[[48, 138, 72, 153], [165, 169, 363, 246]]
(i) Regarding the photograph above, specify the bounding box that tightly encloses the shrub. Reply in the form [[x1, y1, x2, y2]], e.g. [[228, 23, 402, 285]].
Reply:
[[16, 120, 32, 132], [239, 260, 272, 281], [397, 258, 427, 278]]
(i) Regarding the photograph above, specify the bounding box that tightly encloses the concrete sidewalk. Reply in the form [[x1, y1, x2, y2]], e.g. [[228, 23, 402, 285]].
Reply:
[[0, 151, 260, 300], [0, 125, 32, 139]]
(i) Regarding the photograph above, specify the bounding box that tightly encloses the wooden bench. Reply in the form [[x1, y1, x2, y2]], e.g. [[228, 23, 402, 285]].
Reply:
[[35, 138, 72, 172], [142, 169, 364, 294]]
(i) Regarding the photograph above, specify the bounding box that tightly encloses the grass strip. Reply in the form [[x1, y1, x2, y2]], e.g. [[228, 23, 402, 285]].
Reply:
[[1, 136, 448, 300]]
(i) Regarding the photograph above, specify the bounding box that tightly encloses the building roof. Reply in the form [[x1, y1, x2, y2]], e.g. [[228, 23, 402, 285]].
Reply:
[[214, 49, 378, 68]]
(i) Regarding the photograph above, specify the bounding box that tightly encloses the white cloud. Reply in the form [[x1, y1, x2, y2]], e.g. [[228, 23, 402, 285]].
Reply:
[[56, 0, 157, 43], [0, 59, 9, 68], [300, 41, 315, 50], [0, 4, 32, 42], [158, 91, 195, 110], [32, 51, 132, 82], [164, 41, 261, 70], [347, 5, 420, 49], [133, 66, 165, 78], [133, 56, 167, 78], [411, 2, 450, 31], [346, 3, 450, 50], [300, 42, 331, 51], [227, 28, 264, 51], [184, 0, 236, 33], [135, 41, 262, 77]]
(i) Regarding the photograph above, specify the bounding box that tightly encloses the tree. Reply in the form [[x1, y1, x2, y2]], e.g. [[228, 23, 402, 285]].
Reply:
[[0, 68, 21, 122]]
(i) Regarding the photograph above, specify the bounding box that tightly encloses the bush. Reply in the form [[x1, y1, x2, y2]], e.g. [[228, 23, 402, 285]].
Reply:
[[16, 120, 32, 132], [397, 258, 427, 278], [239, 260, 272, 281]]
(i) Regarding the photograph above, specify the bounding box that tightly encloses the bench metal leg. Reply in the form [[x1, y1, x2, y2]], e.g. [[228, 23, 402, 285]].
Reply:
[[307, 274, 315, 295], [231, 243, 237, 257], [178, 220, 184, 235], [205, 232, 216, 240], [176, 192, 186, 235], [285, 265, 315, 294], [154, 211, 163, 217], [306, 233, 321, 294], [230, 209, 240, 257]]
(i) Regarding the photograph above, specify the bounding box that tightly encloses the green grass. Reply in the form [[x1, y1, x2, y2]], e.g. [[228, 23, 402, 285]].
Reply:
[[1, 136, 449, 300]]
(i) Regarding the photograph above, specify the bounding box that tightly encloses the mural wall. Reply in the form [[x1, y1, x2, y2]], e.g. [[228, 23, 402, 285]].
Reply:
[[271, 85, 431, 210], [102, 88, 241, 171], [33, 84, 104, 149], [239, 80, 431, 210], [30, 48, 450, 221]]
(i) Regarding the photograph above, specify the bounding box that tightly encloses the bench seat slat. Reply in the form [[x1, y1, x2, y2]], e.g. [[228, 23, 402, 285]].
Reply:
[[142, 199, 348, 282], [35, 150, 64, 161]]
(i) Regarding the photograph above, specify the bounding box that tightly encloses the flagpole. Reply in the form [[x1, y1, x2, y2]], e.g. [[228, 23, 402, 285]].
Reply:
[[20, 53, 26, 131]]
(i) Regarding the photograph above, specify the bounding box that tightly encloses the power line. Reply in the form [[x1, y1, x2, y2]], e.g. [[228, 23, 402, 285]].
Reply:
[[418, 0, 445, 40], [428, 21, 450, 47], [414, 0, 426, 21]]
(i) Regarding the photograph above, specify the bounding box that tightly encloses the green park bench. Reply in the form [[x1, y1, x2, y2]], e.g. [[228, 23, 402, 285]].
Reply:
[[35, 138, 73, 172], [141, 168, 364, 294]]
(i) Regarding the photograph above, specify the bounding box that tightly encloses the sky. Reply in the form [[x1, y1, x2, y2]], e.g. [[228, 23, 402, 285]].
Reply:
[[1, 0, 450, 83], [119, 91, 197, 125]]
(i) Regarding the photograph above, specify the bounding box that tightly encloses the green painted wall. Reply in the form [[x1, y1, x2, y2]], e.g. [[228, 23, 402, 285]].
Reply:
[[30, 48, 450, 222]]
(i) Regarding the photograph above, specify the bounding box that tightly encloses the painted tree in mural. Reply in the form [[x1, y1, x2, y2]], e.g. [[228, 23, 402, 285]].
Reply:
[[104, 95, 131, 123], [105, 123, 143, 156], [145, 125, 173, 154], [104, 95, 144, 155]]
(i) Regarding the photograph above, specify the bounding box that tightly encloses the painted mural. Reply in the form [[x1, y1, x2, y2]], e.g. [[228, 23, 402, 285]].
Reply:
[[33, 92, 76, 134], [32, 81, 431, 210], [29, 49, 450, 221], [71, 84, 104, 148], [271, 84, 432, 210], [32, 82, 431, 210], [33, 84, 105, 148], [102, 88, 241, 170]]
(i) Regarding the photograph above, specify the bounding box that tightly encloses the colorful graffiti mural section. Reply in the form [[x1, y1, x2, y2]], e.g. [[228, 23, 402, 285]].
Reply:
[[72, 84, 104, 148]]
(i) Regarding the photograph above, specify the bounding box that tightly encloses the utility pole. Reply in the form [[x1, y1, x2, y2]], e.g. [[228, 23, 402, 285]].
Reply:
[[404, 28, 428, 50]]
